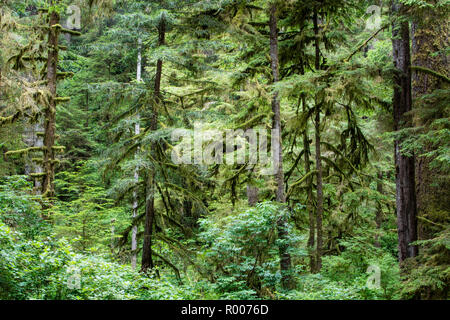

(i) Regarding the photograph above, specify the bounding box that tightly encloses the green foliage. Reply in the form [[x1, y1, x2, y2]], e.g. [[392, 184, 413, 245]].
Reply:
[[0, 221, 72, 299], [401, 228, 450, 299], [53, 160, 128, 253], [199, 202, 304, 298], [0, 175, 48, 239], [0, 0, 447, 301], [0, 221, 215, 300]]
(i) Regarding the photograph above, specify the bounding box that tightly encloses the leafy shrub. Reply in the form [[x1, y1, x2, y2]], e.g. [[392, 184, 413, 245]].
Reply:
[[0, 175, 49, 239], [198, 202, 303, 298]]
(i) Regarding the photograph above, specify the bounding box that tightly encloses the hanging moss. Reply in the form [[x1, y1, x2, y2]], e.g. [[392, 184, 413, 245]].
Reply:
[[0, 114, 19, 125], [411, 66, 450, 84]]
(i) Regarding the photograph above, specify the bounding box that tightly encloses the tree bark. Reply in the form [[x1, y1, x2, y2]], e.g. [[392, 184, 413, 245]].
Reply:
[[141, 16, 165, 273], [411, 6, 449, 241], [303, 94, 316, 272], [42, 10, 60, 200], [392, 2, 418, 263], [375, 172, 383, 248], [313, 9, 323, 272], [132, 38, 142, 269], [141, 172, 155, 273], [269, 4, 294, 290]]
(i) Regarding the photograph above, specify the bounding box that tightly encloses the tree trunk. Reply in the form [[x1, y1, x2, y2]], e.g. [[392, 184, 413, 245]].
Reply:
[[42, 10, 60, 200], [375, 172, 383, 248], [132, 38, 142, 269], [392, 2, 418, 263], [141, 172, 155, 273], [411, 7, 449, 241], [303, 94, 316, 272], [141, 16, 165, 273], [269, 4, 294, 290], [313, 9, 323, 272]]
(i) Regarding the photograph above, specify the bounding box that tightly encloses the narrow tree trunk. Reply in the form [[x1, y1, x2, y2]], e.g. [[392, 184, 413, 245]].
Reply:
[[141, 172, 155, 273], [392, 2, 418, 263], [141, 16, 165, 273], [314, 107, 324, 271], [132, 38, 142, 269], [269, 4, 294, 290], [302, 94, 316, 272], [313, 9, 323, 272], [375, 172, 383, 248], [42, 9, 60, 200]]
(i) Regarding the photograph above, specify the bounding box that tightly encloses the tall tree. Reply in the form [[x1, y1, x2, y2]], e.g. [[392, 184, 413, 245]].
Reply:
[[141, 11, 166, 273], [391, 1, 418, 263], [131, 37, 142, 269], [269, 3, 294, 290], [312, 7, 324, 272], [411, 1, 449, 240], [2, 1, 80, 206]]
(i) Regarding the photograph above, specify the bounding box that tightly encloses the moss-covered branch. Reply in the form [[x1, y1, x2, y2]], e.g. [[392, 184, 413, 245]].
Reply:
[[5, 146, 44, 156], [54, 96, 71, 103], [411, 66, 450, 84]]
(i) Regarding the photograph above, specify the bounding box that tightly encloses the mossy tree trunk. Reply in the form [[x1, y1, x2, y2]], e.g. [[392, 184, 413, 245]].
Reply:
[[411, 6, 449, 241], [303, 94, 316, 272], [42, 9, 60, 200], [313, 8, 324, 272], [141, 16, 165, 274]]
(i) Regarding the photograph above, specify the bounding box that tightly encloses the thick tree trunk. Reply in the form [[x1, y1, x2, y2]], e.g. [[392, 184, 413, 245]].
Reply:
[[42, 10, 60, 200], [269, 4, 294, 290], [313, 9, 323, 272], [392, 2, 418, 263], [411, 7, 449, 241]]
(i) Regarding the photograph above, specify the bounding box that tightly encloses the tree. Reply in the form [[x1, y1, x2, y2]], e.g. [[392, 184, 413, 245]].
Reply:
[[268, 2, 294, 290], [391, 0, 418, 263], [2, 1, 81, 206]]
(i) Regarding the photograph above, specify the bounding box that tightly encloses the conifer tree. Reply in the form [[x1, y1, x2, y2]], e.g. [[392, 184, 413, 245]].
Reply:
[[391, 0, 418, 263]]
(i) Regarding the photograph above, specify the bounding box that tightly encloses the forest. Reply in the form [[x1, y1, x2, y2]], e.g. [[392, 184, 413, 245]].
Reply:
[[0, 0, 448, 301]]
